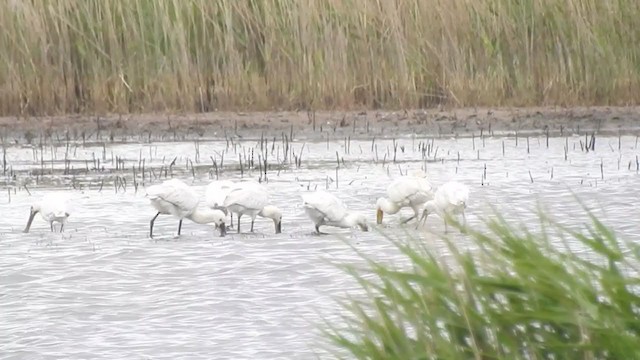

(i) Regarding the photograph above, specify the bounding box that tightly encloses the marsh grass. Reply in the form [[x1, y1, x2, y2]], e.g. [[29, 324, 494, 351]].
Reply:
[[325, 212, 640, 359], [2, 0, 640, 116]]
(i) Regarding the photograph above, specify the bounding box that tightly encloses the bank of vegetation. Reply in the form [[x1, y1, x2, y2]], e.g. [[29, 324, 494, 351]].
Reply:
[[326, 212, 640, 359], [2, 0, 639, 115]]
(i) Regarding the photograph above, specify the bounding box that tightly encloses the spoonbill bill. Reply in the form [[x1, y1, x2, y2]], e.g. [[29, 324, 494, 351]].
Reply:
[[146, 179, 226, 238], [419, 181, 469, 233], [302, 191, 368, 234], [23, 193, 71, 233], [376, 173, 434, 225], [223, 181, 282, 234]]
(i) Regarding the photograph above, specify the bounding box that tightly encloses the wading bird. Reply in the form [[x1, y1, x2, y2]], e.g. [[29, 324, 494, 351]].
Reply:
[[23, 193, 71, 233], [302, 191, 368, 234], [147, 179, 226, 238], [419, 181, 469, 233], [205, 179, 236, 226], [376, 173, 434, 225], [223, 182, 282, 234]]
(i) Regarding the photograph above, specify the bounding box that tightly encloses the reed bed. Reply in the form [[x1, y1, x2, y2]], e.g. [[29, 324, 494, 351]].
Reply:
[[325, 212, 640, 359], [2, 0, 640, 116]]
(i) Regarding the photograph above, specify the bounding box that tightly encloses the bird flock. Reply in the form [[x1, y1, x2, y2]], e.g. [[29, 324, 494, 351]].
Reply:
[[22, 171, 470, 237]]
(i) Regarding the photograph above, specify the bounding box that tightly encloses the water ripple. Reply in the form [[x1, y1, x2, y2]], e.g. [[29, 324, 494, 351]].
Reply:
[[1, 134, 639, 359]]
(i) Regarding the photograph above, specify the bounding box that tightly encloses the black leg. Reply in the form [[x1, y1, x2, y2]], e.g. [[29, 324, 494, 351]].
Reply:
[[229, 213, 234, 228], [50, 222, 54, 232], [177, 219, 183, 236], [60, 224, 64, 233], [400, 215, 416, 224], [150, 212, 160, 238], [314, 224, 329, 235], [250, 218, 255, 232], [237, 214, 242, 233]]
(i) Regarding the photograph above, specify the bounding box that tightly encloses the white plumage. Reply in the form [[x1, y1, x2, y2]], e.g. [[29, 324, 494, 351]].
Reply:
[[205, 180, 235, 208], [223, 181, 282, 234], [146, 179, 226, 238], [302, 191, 368, 234], [205, 179, 236, 226], [420, 181, 470, 233], [376, 173, 434, 225], [23, 193, 71, 233]]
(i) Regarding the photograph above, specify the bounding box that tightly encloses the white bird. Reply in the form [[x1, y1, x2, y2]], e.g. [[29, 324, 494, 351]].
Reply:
[[376, 173, 434, 225], [146, 179, 226, 238], [205, 179, 236, 226], [23, 193, 71, 233], [302, 191, 368, 234], [223, 182, 282, 234], [419, 181, 470, 233]]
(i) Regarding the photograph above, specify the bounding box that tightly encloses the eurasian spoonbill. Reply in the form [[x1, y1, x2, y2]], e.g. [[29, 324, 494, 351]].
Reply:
[[376, 173, 434, 225], [205, 179, 236, 226], [146, 179, 226, 238], [419, 181, 469, 233], [223, 181, 282, 234], [302, 191, 368, 234], [23, 193, 71, 233]]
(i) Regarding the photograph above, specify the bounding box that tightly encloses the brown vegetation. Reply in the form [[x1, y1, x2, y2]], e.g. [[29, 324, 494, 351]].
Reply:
[[1, 0, 639, 116]]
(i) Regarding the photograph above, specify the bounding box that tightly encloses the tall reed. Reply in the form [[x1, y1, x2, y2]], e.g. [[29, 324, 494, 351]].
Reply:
[[325, 212, 640, 359], [2, 0, 640, 115]]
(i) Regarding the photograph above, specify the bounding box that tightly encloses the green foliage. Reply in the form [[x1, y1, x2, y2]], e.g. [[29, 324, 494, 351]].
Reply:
[[326, 212, 640, 359]]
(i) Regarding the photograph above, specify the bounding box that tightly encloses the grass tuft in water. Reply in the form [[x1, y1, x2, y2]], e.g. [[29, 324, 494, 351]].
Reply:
[[325, 211, 640, 359]]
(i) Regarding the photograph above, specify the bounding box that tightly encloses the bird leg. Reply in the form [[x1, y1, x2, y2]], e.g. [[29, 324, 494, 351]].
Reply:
[[460, 211, 468, 233], [150, 212, 160, 238], [237, 214, 242, 233], [417, 210, 429, 230], [229, 213, 234, 229], [177, 219, 183, 236], [60, 224, 64, 233], [400, 215, 416, 224], [50, 222, 54, 232], [314, 225, 329, 235], [403, 207, 421, 225], [250, 218, 255, 232]]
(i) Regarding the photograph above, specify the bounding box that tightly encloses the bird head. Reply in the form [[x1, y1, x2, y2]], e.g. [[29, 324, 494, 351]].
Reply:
[[210, 210, 227, 237], [348, 213, 369, 232], [261, 205, 282, 234], [419, 201, 437, 224]]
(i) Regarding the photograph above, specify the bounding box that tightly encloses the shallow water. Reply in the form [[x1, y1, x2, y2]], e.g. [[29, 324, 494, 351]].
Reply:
[[1, 130, 639, 359]]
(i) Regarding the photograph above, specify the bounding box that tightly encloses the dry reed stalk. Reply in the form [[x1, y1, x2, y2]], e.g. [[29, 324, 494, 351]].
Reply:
[[0, 0, 639, 115]]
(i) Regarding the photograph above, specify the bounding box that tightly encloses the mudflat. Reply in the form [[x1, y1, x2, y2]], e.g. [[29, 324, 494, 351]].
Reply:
[[1, 106, 639, 141]]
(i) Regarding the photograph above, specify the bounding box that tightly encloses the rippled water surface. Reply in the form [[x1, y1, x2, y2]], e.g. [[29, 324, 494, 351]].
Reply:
[[1, 129, 639, 359]]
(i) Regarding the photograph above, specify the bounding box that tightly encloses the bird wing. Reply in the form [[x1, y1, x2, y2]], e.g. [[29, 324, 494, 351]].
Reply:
[[146, 179, 199, 212], [40, 193, 71, 218], [205, 180, 234, 207], [302, 191, 347, 222], [442, 182, 469, 206], [223, 182, 268, 210], [387, 177, 434, 205]]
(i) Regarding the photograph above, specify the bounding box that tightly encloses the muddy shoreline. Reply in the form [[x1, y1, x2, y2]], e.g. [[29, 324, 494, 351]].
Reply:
[[1, 106, 639, 142]]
